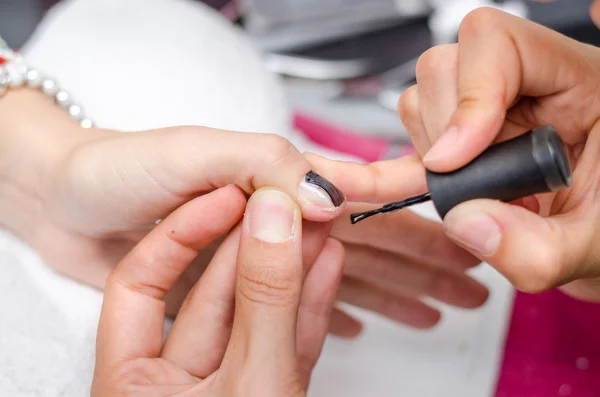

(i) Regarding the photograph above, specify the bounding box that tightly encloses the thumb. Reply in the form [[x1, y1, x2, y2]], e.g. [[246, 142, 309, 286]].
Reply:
[[442, 199, 595, 294], [219, 188, 305, 395]]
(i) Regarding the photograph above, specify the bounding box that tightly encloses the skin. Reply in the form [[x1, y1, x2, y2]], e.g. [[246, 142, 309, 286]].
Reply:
[[92, 186, 345, 396], [0, 89, 486, 339], [89, 2, 600, 394], [398, 1, 600, 300]]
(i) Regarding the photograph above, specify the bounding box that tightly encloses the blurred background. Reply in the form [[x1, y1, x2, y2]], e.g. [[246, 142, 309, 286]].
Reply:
[[0, 0, 596, 162], [0, 2, 598, 396]]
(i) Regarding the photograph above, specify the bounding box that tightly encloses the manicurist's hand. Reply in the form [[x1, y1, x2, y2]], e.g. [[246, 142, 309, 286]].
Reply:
[[92, 186, 344, 396], [398, 7, 600, 300]]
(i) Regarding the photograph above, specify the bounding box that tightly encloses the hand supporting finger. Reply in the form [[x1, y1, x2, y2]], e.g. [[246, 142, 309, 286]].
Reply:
[[217, 188, 305, 396], [160, 225, 241, 378], [160, 220, 332, 378], [96, 186, 246, 370]]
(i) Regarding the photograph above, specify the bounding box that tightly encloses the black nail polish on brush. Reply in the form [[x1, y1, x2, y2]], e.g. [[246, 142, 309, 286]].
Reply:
[[351, 125, 572, 224], [305, 171, 346, 207]]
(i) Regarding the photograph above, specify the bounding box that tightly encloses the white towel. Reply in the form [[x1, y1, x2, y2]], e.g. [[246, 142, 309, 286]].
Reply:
[[0, 0, 515, 395]]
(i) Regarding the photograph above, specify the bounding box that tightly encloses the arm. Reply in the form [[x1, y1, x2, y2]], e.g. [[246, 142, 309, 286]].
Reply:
[[0, 88, 84, 243]]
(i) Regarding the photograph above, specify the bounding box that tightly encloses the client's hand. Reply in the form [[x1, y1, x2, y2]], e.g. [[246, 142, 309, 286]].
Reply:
[[0, 90, 487, 337], [92, 186, 343, 396]]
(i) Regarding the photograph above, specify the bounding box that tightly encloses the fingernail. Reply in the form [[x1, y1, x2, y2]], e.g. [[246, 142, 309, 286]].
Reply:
[[298, 171, 346, 211], [423, 126, 459, 164], [248, 189, 297, 243], [444, 209, 501, 257]]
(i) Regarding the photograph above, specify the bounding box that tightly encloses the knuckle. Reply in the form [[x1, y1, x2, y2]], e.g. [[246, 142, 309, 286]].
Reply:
[[238, 261, 299, 306], [459, 7, 504, 38], [104, 360, 156, 395], [415, 48, 433, 79], [259, 133, 298, 168], [397, 85, 419, 122], [415, 45, 456, 79]]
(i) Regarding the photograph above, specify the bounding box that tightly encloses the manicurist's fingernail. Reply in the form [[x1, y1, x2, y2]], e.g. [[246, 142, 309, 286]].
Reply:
[[248, 189, 297, 243]]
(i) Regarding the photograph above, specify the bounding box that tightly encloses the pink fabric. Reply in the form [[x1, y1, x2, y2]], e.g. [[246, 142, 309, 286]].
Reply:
[[293, 112, 415, 162], [294, 112, 394, 162], [495, 290, 600, 397]]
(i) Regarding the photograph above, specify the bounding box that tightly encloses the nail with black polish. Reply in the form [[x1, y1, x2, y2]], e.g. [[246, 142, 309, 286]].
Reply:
[[298, 171, 346, 211]]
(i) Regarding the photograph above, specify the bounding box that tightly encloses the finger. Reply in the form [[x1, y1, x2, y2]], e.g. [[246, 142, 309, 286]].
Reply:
[[96, 185, 245, 369], [161, 225, 241, 378], [332, 202, 479, 270], [443, 199, 597, 293], [398, 85, 430, 155], [163, 220, 330, 319], [337, 277, 441, 329], [415, 44, 459, 150], [89, 128, 346, 226], [328, 308, 363, 339], [301, 220, 333, 278], [160, 221, 331, 377], [592, 0, 600, 27], [220, 188, 303, 378], [303, 152, 427, 204], [296, 238, 345, 390], [343, 243, 488, 309], [423, 8, 595, 171]]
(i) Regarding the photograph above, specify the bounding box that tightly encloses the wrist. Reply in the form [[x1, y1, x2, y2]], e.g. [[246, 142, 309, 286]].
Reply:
[[0, 88, 92, 242]]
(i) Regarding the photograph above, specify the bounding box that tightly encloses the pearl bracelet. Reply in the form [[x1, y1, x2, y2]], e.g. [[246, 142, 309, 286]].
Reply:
[[0, 38, 94, 129]]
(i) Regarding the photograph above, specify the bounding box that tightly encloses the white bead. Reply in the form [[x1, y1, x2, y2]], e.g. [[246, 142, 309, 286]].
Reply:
[[68, 104, 83, 121], [80, 118, 94, 129], [25, 69, 43, 88], [0, 68, 9, 96], [55, 90, 71, 108], [41, 78, 58, 97], [5, 61, 27, 87]]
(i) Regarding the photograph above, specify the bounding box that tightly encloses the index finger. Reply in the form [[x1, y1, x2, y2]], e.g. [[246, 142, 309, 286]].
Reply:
[[304, 153, 427, 203], [95, 186, 246, 369], [425, 8, 594, 171]]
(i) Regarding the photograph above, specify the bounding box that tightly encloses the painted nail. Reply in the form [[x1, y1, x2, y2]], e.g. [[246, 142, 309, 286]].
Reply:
[[444, 209, 501, 258], [298, 171, 346, 211], [248, 189, 297, 243], [423, 126, 459, 164]]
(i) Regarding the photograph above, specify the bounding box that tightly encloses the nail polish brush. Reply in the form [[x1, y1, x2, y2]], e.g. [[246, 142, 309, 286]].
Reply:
[[351, 125, 573, 224]]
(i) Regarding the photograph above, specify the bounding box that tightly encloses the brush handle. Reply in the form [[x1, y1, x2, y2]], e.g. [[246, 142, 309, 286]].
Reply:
[[426, 125, 572, 219]]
